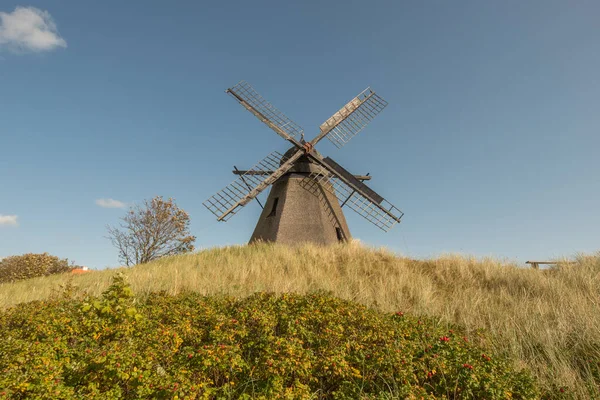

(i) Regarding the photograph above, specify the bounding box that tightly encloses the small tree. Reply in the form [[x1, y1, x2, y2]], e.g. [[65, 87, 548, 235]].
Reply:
[[107, 196, 196, 266]]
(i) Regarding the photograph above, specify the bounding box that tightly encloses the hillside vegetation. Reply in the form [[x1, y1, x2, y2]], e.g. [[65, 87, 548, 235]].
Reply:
[[0, 276, 537, 398], [0, 243, 598, 398]]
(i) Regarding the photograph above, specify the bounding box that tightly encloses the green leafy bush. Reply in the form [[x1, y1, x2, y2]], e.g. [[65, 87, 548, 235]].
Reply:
[[0, 274, 540, 399], [0, 253, 76, 284]]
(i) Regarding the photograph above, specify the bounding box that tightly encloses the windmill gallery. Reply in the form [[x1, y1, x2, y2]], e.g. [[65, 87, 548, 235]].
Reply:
[[203, 81, 404, 244]]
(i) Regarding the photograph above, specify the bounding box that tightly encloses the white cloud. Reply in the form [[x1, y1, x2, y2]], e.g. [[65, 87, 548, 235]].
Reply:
[[0, 214, 18, 226], [0, 6, 67, 53], [96, 198, 127, 209]]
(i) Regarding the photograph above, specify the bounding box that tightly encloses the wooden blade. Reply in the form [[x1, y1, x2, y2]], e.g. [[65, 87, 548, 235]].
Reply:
[[227, 81, 304, 145], [320, 157, 383, 203], [312, 88, 388, 148], [203, 150, 304, 221], [306, 154, 403, 231]]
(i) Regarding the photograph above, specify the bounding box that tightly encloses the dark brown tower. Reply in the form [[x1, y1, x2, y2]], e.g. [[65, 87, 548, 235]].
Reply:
[[249, 150, 350, 244]]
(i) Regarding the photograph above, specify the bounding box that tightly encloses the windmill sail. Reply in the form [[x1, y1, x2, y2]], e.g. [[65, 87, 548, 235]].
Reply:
[[316, 88, 388, 148], [227, 81, 304, 141], [320, 157, 383, 204], [306, 157, 403, 232], [203, 150, 303, 221]]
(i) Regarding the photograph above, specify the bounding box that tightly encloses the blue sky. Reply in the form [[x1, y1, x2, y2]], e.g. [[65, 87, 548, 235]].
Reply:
[[1, 1, 598, 269]]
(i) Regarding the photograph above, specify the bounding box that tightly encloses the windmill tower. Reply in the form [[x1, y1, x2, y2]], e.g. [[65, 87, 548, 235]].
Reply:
[[203, 81, 403, 245]]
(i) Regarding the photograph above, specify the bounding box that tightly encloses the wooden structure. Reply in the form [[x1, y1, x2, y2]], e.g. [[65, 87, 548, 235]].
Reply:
[[203, 81, 404, 244], [526, 261, 573, 269]]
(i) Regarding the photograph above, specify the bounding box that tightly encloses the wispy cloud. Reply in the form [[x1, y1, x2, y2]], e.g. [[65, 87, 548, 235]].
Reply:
[[0, 6, 66, 53], [95, 198, 127, 209], [0, 215, 18, 226]]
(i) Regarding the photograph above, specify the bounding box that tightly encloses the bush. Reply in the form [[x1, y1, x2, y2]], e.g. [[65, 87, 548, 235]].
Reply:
[[0, 274, 540, 399], [0, 253, 76, 284]]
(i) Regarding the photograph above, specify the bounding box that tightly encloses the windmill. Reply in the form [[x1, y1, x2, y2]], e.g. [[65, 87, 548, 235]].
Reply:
[[203, 81, 403, 245]]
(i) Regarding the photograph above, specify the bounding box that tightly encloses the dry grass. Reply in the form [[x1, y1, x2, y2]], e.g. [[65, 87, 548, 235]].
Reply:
[[1, 242, 598, 398]]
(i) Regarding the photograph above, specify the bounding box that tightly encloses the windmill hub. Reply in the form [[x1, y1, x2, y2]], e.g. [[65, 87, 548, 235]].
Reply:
[[203, 81, 404, 245]]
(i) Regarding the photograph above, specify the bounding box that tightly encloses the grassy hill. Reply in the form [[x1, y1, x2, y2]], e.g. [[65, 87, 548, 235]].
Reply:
[[1, 243, 598, 398]]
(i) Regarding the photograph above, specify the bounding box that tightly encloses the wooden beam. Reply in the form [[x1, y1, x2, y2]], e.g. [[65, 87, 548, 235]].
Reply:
[[526, 261, 560, 265], [234, 166, 263, 210], [232, 170, 372, 181], [526, 261, 541, 269]]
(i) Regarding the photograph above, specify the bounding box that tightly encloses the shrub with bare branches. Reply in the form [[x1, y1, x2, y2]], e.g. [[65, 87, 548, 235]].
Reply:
[[107, 196, 196, 266]]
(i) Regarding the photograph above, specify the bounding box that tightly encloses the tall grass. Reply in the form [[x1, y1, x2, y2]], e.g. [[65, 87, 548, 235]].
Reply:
[[1, 242, 598, 398]]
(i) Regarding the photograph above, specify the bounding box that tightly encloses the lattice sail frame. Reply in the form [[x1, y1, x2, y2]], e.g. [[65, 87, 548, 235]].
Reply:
[[229, 81, 304, 140], [320, 88, 388, 148], [305, 170, 404, 232], [203, 151, 291, 221]]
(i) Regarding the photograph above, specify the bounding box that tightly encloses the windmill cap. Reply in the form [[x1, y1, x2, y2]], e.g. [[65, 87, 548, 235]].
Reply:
[[280, 146, 325, 174]]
